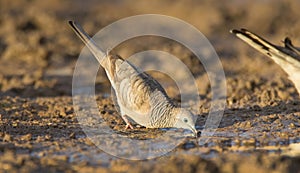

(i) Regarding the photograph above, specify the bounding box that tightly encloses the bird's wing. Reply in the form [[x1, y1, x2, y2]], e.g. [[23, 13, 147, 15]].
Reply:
[[231, 28, 300, 94], [113, 57, 170, 115]]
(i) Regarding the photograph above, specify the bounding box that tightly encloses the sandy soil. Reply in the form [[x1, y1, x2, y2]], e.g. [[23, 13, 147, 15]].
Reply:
[[0, 0, 300, 172]]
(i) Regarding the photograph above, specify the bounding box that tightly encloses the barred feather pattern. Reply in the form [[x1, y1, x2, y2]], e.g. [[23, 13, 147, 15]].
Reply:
[[109, 54, 177, 127]]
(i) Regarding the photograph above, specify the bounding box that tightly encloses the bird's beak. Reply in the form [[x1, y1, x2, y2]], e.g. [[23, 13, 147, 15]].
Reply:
[[192, 128, 198, 137], [188, 125, 198, 137]]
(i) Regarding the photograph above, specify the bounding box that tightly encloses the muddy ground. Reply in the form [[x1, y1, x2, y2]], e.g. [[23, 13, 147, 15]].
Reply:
[[0, 0, 300, 172]]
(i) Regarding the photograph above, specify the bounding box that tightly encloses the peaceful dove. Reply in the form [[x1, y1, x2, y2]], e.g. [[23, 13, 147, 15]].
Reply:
[[231, 28, 300, 95], [68, 21, 197, 136]]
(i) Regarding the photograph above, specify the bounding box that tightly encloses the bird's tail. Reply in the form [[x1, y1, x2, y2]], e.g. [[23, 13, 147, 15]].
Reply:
[[231, 28, 300, 94], [230, 28, 279, 58], [230, 28, 300, 65], [68, 21, 106, 64]]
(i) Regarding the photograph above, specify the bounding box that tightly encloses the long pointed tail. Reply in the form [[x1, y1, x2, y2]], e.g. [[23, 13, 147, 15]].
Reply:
[[68, 21, 106, 63], [231, 28, 300, 94], [230, 28, 300, 65], [230, 28, 280, 58]]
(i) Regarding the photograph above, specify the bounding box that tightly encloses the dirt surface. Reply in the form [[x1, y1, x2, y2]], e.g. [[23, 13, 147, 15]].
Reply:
[[1, 0, 300, 172]]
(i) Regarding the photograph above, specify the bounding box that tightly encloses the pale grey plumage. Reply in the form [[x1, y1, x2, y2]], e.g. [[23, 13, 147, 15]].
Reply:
[[68, 21, 197, 135], [231, 28, 300, 95]]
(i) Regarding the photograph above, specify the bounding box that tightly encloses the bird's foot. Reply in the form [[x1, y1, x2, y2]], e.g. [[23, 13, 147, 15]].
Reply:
[[122, 114, 134, 130], [125, 123, 134, 130]]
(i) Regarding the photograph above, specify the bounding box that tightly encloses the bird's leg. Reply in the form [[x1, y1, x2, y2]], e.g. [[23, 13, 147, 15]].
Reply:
[[121, 114, 134, 129]]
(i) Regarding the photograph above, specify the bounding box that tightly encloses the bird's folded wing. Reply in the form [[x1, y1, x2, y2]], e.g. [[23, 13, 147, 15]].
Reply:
[[113, 59, 169, 116]]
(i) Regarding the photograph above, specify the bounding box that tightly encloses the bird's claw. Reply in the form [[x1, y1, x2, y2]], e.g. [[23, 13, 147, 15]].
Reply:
[[125, 123, 134, 130]]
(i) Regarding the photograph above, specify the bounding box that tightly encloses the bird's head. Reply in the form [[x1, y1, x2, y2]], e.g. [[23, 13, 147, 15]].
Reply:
[[173, 108, 197, 137]]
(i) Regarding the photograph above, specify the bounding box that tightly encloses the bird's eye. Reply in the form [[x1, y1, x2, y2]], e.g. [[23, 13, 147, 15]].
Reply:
[[183, 118, 188, 123]]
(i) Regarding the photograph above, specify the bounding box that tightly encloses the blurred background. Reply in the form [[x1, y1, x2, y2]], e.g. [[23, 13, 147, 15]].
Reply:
[[0, 0, 299, 99]]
